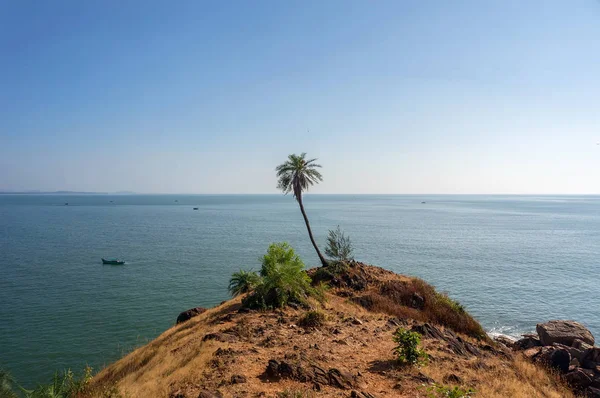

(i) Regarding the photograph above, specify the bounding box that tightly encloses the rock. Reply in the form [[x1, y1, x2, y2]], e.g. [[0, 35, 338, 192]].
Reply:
[[494, 335, 516, 349], [553, 343, 585, 362], [328, 368, 354, 389], [410, 293, 425, 310], [536, 346, 571, 373], [311, 365, 329, 386], [566, 368, 594, 390], [583, 348, 600, 364], [230, 374, 246, 384], [176, 307, 207, 324], [443, 373, 463, 384], [537, 320, 595, 347], [583, 360, 600, 370], [586, 387, 600, 398], [550, 348, 571, 373], [197, 391, 222, 398], [574, 339, 594, 351], [515, 335, 541, 350], [202, 333, 237, 343], [524, 347, 542, 359], [351, 391, 376, 398], [265, 359, 280, 379]]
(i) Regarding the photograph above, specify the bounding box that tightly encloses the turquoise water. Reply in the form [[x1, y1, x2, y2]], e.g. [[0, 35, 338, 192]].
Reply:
[[1, 194, 599, 386]]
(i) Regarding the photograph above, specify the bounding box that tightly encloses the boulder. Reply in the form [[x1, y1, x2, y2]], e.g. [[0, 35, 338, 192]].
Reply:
[[553, 343, 585, 362], [583, 348, 600, 364], [536, 321, 595, 347], [575, 339, 594, 351], [565, 368, 594, 390], [494, 335, 516, 349], [586, 387, 600, 398], [328, 368, 354, 389], [176, 307, 207, 324], [524, 346, 542, 359], [536, 346, 571, 373], [515, 334, 541, 350]]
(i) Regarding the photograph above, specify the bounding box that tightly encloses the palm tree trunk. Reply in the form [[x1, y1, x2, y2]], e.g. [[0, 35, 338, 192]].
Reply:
[[297, 195, 329, 267]]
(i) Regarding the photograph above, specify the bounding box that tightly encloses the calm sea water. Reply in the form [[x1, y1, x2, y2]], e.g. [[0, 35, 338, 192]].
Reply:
[[1, 194, 599, 386]]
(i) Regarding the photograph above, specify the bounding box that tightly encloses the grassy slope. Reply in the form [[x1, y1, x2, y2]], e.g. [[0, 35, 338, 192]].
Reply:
[[86, 263, 574, 398]]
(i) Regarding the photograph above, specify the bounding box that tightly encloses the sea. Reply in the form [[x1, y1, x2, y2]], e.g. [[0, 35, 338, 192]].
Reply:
[[0, 194, 598, 386]]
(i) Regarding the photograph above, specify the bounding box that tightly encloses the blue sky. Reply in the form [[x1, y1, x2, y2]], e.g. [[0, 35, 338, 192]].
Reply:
[[1, 1, 599, 194]]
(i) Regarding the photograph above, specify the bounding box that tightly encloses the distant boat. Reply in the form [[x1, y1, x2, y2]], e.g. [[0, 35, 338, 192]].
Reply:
[[64, 202, 69, 206], [421, 201, 426, 204], [102, 258, 125, 265], [193, 207, 199, 210]]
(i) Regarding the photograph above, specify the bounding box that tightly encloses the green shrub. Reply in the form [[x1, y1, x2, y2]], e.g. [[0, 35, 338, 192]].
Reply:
[[393, 328, 427, 365], [21, 366, 93, 398], [228, 269, 261, 297], [313, 260, 349, 281], [325, 226, 354, 261], [427, 384, 475, 398], [0, 368, 18, 398], [241, 243, 317, 309], [298, 310, 326, 328]]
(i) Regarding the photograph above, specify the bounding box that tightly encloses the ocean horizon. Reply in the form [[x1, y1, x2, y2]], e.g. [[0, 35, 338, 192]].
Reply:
[[1, 194, 598, 386]]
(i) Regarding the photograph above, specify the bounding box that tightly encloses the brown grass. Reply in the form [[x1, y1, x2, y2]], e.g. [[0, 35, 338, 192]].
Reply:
[[82, 263, 573, 398]]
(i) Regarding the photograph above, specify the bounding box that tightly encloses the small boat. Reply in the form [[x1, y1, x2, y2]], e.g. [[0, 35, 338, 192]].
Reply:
[[102, 258, 125, 265], [193, 207, 199, 210], [421, 201, 426, 204]]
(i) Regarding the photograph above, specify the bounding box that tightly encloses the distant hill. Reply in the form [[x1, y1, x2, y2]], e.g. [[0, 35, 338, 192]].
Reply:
[[0, 191, 136, 195]]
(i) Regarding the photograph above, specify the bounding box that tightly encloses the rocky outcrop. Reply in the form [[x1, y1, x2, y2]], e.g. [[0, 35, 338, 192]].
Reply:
[[513, 320, 599, 397], [537, 320, 595, 347], [264, 359, 355, 390], [176, 307, 207, 324]]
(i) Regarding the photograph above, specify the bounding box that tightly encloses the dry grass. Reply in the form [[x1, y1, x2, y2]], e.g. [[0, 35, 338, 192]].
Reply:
[[82, 264, 574, 398]]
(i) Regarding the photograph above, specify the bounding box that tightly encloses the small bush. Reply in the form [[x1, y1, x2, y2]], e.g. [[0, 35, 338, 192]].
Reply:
[[312, 261, 349, 284], [426, 384, 475, 398], [325, 226, 354, 261], [229, 269, 261, 297], [21, 366, 93, 398], [393, 328, 428, 365], [298, 310, 326, 328], [241, 243, 319, 309], [0, 368, 18, 398]]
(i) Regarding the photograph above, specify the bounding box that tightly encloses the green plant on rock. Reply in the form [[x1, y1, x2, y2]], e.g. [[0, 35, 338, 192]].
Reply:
[[241, 243, 319, 309], [426, 384, 475, 398], [228, 269, 261, 297], [393, 328, 428, 365], [325, 225, 354, 262]]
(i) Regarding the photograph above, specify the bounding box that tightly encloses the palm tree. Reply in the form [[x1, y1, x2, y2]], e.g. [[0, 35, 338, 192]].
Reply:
[[276, 153, 328, 267]]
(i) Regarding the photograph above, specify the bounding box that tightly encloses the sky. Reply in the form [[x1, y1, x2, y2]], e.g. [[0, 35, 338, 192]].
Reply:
[[1, 1, 599, 194]]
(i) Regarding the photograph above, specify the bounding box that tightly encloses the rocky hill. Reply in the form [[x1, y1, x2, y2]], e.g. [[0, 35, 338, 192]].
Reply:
[[85, 262, 578, 398]]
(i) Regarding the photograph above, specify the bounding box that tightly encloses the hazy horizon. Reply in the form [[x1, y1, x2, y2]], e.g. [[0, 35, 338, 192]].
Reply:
[[2, 1, 599, 194]]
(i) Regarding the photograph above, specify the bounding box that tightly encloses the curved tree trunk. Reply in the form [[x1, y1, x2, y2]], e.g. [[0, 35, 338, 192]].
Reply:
[[297, 194, 329, 267]]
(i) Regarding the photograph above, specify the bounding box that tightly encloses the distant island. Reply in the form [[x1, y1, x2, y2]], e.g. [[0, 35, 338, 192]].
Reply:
[[0, 191, 137, 195]]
